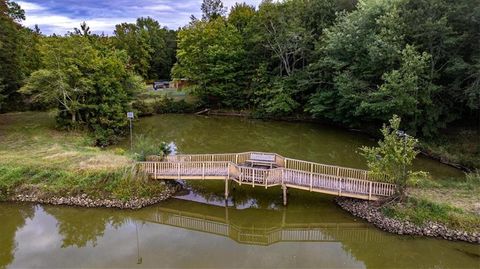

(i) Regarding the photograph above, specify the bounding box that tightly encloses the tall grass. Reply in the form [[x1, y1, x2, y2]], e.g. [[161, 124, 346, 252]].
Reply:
[[0, 163, 166, 201], [133, 134, 172, 161]]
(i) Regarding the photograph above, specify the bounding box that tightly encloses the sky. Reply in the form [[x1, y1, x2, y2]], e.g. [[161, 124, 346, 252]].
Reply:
[[17, 0, 262, 35]]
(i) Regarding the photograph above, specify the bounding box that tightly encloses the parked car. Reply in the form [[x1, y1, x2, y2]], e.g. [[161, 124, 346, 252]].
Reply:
[[153, 81, 170, 90]]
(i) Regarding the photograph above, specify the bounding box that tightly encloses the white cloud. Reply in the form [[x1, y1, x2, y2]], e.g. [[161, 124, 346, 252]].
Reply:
[[16, 1, 45, 11], [145, 4, 175, 12], [17, 0, 263, 35]]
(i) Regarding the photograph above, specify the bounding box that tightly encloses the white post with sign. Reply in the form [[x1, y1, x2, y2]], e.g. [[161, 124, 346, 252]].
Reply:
[[127, 112, 134, 151]]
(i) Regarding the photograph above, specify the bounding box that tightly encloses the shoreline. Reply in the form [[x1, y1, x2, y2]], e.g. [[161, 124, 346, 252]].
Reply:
[[335, 197, 480, 244], [2, 182, 179, 210], [2, 184, 479, 244]]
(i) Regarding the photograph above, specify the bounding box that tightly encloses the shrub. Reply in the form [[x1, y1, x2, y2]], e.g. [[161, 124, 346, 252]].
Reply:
[[133, 134, 173, 161], [153, 96, 195, 114], [132, 99, 155, 117]]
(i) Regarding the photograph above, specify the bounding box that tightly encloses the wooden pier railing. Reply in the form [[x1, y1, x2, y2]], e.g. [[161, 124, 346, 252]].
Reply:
[[139, 152, 396, 201]]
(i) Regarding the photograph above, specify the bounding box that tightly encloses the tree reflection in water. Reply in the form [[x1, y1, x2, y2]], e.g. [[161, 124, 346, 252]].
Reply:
[[43, 206, 126, 248], [0, 203, 34, 268]]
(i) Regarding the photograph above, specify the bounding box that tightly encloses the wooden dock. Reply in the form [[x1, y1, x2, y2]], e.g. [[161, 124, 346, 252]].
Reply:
[[138, 152, 395, 202]]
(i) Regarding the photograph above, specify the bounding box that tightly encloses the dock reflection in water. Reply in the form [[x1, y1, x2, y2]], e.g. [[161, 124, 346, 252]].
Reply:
[[144, 200, 381, 246]]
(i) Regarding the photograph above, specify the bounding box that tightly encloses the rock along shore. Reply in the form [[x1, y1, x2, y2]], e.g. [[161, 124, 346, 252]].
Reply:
[[5, 183, 179, 210], [336, 197, 480, 244]]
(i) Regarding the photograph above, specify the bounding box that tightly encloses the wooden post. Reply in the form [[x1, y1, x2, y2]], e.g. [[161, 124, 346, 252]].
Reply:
[[235, 154, 238, 164], [282, 184, 287, 206], [338, 178, 343, 196], [227, 163, 230, 179], [336, 167, 340, 177], [252, 169, 255, 188], [202, 163, 205, 180], [368, 181, 372, 200], [177, 163, 180, 179], [309, 163, 313, 191], [265, 171, 268, 189], [225, 178, 229, 200], [154, 162, 157, 179]]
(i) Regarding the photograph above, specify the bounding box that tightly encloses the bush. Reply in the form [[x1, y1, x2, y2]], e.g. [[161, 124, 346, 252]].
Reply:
[[92, 126, 123, 148], [153, 96, 195, 114], [132, 99, 155, 117], [133, 134, 172, 161]]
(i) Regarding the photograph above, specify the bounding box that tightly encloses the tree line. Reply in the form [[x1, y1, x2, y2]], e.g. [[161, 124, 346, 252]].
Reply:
[[174, 0, 479, 137], [0, 0, 478, 146], [0, 0, 176, 145]]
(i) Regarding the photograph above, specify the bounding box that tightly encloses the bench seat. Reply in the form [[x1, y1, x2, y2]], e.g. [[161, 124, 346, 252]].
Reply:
[[246, 153, 277, 168]]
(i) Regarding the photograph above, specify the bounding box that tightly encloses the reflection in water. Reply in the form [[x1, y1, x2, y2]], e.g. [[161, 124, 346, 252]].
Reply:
[[43, 206, 126, 248], [0, 204, 34, 269], [1, 182, 479, 268], [140, 200, 380, 246]]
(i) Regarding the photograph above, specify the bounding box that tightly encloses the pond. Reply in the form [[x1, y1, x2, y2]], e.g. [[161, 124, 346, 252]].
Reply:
[[1, 114, 477, 268], [130, 114, 463, 179]]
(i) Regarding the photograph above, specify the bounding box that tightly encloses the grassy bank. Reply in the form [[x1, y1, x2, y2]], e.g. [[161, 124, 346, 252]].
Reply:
[[0, 112, 168, 202], [382, 174, 480, 233], [420, 128, 479, 171]]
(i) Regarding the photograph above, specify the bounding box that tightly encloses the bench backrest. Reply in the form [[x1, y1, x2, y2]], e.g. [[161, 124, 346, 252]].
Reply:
[[250, 153, 276, 162]]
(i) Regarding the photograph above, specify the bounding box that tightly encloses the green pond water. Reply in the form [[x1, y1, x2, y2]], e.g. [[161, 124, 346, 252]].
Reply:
[[1, 114, 478, 268]]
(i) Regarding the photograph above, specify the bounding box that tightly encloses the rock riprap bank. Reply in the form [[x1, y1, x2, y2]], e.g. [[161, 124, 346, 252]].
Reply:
[[336, 198, 480, 244], [5, 182, 179, 210]]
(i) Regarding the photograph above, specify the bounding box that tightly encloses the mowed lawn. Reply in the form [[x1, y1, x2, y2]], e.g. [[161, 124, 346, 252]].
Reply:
[[0, 111, 130, 171], [0, 112, 164, 200]]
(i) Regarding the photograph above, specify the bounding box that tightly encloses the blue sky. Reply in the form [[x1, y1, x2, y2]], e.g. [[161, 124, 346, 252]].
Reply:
[[18, 0, 262, 35]]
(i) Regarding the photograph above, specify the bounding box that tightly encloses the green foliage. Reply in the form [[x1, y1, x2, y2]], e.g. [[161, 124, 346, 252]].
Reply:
[[133, 134, 172, 161], [173, 17, 247, 108], [113, 17, 176, 80], [132, 95, 195, 117], [307, 0, 479, 137], [253, 77, 300, 117], [132, 99, 155, 117], [201, 0, 226, 21], [420, 129, 480, 170], [0, 1, 24, 111], [360, 115, 425, 195], [153, 96, 195, 114], [465, 170, 480, 184], [20, 33, 144, 146], [358, 45, 439, 136]]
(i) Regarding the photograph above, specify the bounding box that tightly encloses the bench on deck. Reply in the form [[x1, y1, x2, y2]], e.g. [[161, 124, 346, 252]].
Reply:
[[246, 153, 276, 168]]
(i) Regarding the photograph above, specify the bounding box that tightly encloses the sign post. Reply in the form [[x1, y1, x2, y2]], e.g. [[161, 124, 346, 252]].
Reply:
[[127, 112, 134, 151]]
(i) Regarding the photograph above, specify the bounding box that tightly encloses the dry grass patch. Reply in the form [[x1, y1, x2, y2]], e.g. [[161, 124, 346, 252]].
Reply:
[[410, 188, 480, 215]]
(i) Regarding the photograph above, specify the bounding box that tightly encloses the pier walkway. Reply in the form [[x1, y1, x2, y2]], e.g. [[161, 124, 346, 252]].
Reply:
[[138, 152, 395, 202]]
